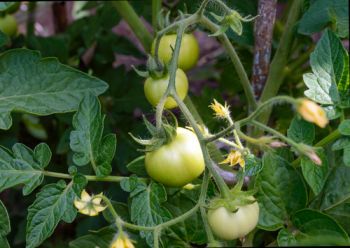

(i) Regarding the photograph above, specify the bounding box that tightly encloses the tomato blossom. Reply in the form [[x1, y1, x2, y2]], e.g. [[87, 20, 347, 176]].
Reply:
[[209, 99, 231, 120], [297, 99, 328, 128], [220, 150, 245, 168], [110, 234, 135, 248], [74, 190, 107, 216]]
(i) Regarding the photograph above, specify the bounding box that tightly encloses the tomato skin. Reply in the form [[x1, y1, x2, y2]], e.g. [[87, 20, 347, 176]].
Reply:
[[144, 69, 188, 109], [208, 197, 259, 240], [152, 33, 199, 71], [0, 15, 17, 37], [145, 127, 205, 187]]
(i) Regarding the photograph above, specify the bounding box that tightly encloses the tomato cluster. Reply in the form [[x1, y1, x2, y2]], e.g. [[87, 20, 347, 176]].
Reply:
[[143, 32, 259, 241]]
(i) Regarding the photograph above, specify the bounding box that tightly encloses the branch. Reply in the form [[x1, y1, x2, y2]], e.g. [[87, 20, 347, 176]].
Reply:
[[257, 0, 304, 123], [251, 0, 277, 99]]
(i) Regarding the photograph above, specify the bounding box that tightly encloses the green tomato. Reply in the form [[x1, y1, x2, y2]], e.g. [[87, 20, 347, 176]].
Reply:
[[152, 33, 200, 71], [0, 14, 17, 37], [144, 68, 188, 109], [145, 127, 205, 187], [208, 197, 259, 240]]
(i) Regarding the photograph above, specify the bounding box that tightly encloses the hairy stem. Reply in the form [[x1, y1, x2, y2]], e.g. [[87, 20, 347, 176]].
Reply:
[[200, 16, 257, 112], [112, 1, 153, 52]]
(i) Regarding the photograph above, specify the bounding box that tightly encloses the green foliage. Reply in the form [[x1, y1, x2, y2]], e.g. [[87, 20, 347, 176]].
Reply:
[[69, 226, 116, 248], [26, 177, 86, 248], [278, 209, 350, 245], [301, 148, 329, 195], [70, 94, 116, 176], [255, 152, 307, 230], [298, 0, 349, 38], [287, 117, 315, 145], [303, 30, 349, 119], [121, 177, 172, 245], [0, 143, 51, 195], [0, 49, 108, 130]]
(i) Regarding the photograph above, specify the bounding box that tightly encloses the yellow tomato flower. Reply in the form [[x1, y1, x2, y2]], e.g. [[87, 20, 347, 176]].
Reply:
[[110, 235, 135, 248], [220, 150, 245, 168], [74, 190, 107, 216], [297, 99, 328, 128], [209, 99, 231, 119]]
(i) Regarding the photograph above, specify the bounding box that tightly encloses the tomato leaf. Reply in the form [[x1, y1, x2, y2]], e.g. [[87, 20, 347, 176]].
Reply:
[[298, 0, 349, 38], [301, 148, 329, 195], [0, 200, 10, 237], [121, 177, 172, 246], [26, 176, 86, 248], [0, 237, 9, 248], [303, 30, 349, 113], [287, 117, 315, 145], [291, 209, 350, 245], [70, 94, 116, 177], [0, 143, 51, 195], [325, 200, 350, 234], [339, 120, 350, 136], [255, 152, 307, 230], [69, 226, 116, 248], [0, 49, 108, 130], [317, 166, 350, 211]]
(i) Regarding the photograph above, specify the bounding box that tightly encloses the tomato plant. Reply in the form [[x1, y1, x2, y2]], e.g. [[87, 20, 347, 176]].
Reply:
[[0, 1, 349, 248], [145, 127, 205, 187], [144, 69, 188, 109]]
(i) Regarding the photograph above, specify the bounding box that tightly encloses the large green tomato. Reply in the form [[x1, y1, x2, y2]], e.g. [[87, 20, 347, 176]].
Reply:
[[0, 15, 17, 37], [208, 197, 259, 240], [144, 69, 188, 109], [152, 33, 199, 71], [145, 127, 205, 187]]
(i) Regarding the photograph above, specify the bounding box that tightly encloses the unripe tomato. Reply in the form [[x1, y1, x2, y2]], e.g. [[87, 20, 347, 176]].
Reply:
[[208, 197, 259, 240], [151, 33, 199, 71], [145, 127, 205, 187], [0, 15, 17, 37], [144, 69, 188, 109]]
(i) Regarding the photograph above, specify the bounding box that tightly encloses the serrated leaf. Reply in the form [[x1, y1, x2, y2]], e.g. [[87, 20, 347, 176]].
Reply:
[[301, 148, 329, 195], [291, 209, 350, 245], [339, 120, 350, 136], [0, 143, 51, 195], [122, 178, 172, 246], [303, 30, 346, 105], [244, 154, 263, 177], [69, 226, 116, 248], [70, 94, 116, 176], [287, 117, 315, 145], [332, 137, 350, 151], [255, 152, 307, 230], [0, 200, 10, 236], [0, 49, 108, 130], [25, 179, 82, 248], [298, 0, 349, 38], [344, 147, 350, 166]]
